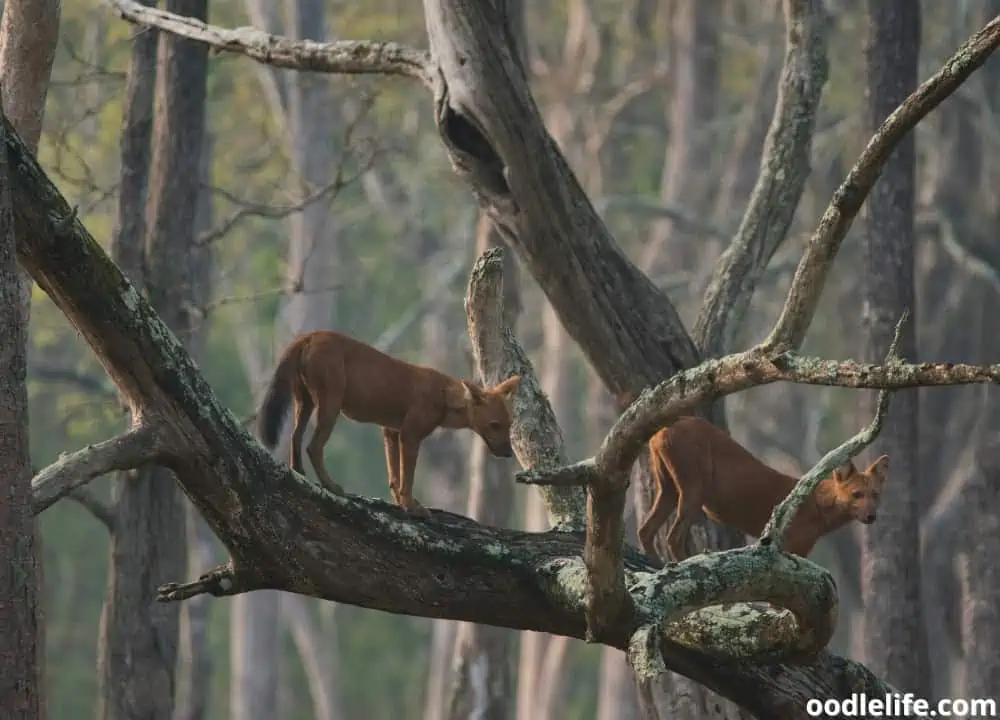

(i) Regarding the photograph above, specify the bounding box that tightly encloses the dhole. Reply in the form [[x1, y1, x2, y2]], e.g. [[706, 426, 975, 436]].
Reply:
[[636, 416, 889, 564], [257, 330, 521, 514]]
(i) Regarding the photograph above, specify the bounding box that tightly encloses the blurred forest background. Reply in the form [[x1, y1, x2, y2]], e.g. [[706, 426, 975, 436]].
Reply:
[[22, 0, 1000, 718]]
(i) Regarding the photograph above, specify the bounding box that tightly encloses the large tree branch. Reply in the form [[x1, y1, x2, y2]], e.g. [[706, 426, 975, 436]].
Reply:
[[104, 0, 432, 86], [694, 0, 829, 359], [30, 424, 163, 514], [764, 13, 1000, 354]]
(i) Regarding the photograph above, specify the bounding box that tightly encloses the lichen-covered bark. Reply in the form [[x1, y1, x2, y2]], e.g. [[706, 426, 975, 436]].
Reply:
[[858, 0, 931, 696], [0, 100, 42, 720], [98, 0, 211, 717]]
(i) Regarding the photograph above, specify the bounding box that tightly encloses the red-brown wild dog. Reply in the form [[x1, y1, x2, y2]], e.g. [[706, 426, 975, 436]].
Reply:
[[257, 330, 521, 515], [637, 416, 889, 564]]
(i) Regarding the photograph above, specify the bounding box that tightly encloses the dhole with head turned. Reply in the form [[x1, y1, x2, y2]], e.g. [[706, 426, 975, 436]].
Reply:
[[636, 416, 889, 564], [257, 330, 521, 515]]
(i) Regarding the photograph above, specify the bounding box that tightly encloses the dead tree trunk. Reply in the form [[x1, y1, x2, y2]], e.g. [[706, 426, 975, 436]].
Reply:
[[98, 1, 211, 718], [858, 0, 931, 696]]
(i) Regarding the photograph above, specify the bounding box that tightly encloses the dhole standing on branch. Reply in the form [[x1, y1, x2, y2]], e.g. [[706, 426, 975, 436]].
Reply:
[[257, 330, 521, 515], [636, 415, 889, 565]]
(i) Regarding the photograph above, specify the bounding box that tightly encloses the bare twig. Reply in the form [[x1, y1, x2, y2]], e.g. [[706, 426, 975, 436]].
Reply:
[[764, 13, 1000, 354], [157, 563, 259, 602], [31, 424, 163, 514], [103, 0, 432, 86], [757, 311, 907, 549]]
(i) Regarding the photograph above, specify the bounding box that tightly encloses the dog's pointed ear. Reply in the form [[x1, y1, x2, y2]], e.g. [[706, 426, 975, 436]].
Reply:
[[833, 459, 856, 482], [868, 454, 889, 482], [494, 375, 521, 401]]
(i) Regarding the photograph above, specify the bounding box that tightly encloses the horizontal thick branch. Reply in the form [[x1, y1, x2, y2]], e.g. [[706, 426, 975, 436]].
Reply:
[[104, 0, 432, 86], [31, 424, 162, 514]]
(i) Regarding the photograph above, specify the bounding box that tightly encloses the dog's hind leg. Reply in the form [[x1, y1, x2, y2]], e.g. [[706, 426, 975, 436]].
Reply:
[[305, 370, 346, 496], [290, 390, 314, 477]]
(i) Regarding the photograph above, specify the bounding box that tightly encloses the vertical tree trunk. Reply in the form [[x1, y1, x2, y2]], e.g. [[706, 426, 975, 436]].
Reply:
[[174, 133, 218, 720], [961, 408, 1000, 693], [445, 219, 518, 719], [98, 1, 211, 718], [230, 0, 341, 714], [0, 4, 61, 716], [0, 96, 42, 720], [640, 0, 721, 281], [858, 0, 930, 695]]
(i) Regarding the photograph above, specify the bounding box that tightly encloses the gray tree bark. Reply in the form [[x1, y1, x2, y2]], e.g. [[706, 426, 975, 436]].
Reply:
[[858, 0, 930, 696], [960, 407, 1000, 694], [97, 1, 211, 718], [0, 93, 41, 720]]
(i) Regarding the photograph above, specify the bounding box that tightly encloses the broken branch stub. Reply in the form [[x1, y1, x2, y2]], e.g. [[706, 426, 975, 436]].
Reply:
[[31, 424, 164, 515], [463, 246, 586, 531]]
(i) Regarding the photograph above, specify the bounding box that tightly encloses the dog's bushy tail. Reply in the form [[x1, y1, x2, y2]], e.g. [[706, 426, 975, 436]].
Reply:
[[257, 341, 303, 449]]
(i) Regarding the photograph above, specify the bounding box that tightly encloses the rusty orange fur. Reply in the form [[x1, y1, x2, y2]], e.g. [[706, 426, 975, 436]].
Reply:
[[257, 330, 520, 514], [637, 416, 889, 564]]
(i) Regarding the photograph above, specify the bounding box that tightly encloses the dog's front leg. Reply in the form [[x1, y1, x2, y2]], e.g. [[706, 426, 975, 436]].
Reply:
[[397, 424, 430, 517]]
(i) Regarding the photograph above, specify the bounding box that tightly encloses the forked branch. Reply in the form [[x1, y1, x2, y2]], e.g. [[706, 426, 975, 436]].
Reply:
[[758, 311, 908, 549], [31, 424, 163, 514]]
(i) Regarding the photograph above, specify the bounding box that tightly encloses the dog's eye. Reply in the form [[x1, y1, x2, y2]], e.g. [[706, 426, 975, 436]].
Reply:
[[852, 490, 864, 500]]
